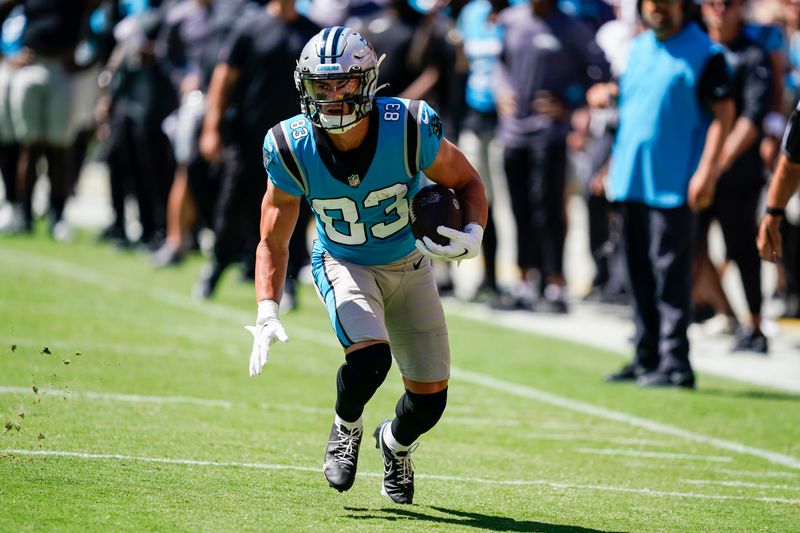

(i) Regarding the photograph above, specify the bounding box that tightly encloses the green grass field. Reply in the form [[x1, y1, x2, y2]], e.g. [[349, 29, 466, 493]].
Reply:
[[1, 232, 799, 532]]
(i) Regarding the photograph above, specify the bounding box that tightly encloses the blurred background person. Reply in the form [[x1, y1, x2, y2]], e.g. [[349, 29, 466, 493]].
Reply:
[[453, 0, 509, 302], [152, 0, 248, 267], [697, 0, 773, 352], [96, 3, 177, 248], [5, 0, 99, 241], [493, 0, 610, 312], [197, 0, 319, 302], [0, 2, 24, 234], [601, 0, 735, 387], [579, 0, 640, 305]]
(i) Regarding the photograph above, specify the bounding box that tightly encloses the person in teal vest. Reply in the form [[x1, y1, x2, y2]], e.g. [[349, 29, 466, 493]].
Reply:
[[591, 0, 735, 388]]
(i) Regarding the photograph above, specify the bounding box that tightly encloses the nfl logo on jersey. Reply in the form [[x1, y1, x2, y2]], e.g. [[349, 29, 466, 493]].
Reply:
[[347, 174, 361, 187]]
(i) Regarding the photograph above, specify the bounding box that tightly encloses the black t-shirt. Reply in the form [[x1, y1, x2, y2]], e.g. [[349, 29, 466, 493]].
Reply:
[[697, 52, 732, 107], [715, 35, 772, 186], [219, 10, 320, 148], [22, 0, 88, 56]]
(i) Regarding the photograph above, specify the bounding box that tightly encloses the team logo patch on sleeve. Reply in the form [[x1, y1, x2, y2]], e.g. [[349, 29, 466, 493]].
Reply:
[[428, 115, 443, 140], [263, 147, 273, 169]]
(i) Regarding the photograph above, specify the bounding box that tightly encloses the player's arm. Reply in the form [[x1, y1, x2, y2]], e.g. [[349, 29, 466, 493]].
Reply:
[[200, 63, 240, 164], [758, 132, 800, 263], [255, 181, 301, 304], [416, 138, 488, 261], [688, 53, 735, 211], [247, 181, 299, 376]]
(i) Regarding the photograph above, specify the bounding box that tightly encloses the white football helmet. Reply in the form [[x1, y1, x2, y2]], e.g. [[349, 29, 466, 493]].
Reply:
[[294, 26, 382, 133]]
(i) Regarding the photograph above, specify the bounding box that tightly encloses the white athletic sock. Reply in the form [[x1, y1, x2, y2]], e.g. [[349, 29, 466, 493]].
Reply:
[[382, 421, 410, 453], [335, 414, 362, 431]]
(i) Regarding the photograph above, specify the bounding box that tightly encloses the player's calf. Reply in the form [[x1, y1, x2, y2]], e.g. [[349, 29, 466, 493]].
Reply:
[[323, 343, 391, 491], [373, 387, 448, 504]]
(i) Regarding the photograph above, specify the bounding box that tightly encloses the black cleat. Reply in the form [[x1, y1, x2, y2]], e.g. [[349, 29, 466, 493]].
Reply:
[[731, 327, 768, 354], [605, 362, 651, 383], [374, 420, 418, 504], [637, 369, 696, 389], [323, 418, 363, 492]]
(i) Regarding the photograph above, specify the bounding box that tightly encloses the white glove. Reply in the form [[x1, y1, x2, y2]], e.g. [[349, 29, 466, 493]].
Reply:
[[415, 222, 484, 261], [245, 299, 289, 376]]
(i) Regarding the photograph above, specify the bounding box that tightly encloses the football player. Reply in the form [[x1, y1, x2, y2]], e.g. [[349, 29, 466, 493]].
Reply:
[[246, 27, 488, 504]]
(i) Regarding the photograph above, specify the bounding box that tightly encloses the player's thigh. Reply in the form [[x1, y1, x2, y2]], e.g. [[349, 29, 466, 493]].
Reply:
[[311, 250, 389, 349], [385, 252, 450, 383]]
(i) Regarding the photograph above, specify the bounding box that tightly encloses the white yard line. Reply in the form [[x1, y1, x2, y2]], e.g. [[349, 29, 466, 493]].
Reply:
[[0, 385, 524, 429], [575, 447, 733, 463], [683, 479, 800, 491], [521, 434, 673, 447], [625, 462, 800, 479], [0, 336, 239, 359], [3, 248, 800, 471], [2, 448, 798, 505], [713, 468, 799, 479], [452, 368, 800, 471], [0, 386, 233, 408]]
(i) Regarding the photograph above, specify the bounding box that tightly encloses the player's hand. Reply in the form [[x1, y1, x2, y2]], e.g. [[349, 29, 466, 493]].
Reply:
[[757, 213, 783, 263], [199, 127, 223, 164], [495, 92, 517, 118], [245, 300, 288, 376], [415, 222, 484, 261], [687, 169, 717, 212]]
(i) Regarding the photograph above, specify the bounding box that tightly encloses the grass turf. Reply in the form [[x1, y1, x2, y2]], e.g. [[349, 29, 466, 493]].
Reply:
[[1, 232, 799, 532]]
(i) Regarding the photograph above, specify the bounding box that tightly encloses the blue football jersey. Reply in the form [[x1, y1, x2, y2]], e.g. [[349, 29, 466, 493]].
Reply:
[[263, 97, 444, 265]]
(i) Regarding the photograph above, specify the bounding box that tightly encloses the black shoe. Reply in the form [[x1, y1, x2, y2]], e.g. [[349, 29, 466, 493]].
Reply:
[[637, 369, 696, 389], [374, 420, 417, 504], [605, 362, 650, 383], [731, 327, 768, 354], [538, 297, 568, 314], [691, 303, 715, 324], [194, 262, 224, 300], [489, 291, 535, 311], [323, 418, 363, 492], [540, 284, 568, 314]]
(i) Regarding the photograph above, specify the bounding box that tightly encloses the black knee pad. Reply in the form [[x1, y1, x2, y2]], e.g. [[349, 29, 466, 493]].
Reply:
[[392, 387, 448, 446], [335, 343, 392, 422]]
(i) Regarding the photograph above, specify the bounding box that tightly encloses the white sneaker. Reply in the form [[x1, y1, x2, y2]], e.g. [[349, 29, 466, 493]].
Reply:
[[703, 314, 739, 336], [51, 220, 75, 243]]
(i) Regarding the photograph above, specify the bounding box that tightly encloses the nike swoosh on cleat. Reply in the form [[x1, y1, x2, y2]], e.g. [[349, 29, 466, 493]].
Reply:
[[413, 257, 424, 270]]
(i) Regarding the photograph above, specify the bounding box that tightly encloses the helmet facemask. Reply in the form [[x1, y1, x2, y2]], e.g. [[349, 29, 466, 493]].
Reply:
[[295, 27, 382, 134]]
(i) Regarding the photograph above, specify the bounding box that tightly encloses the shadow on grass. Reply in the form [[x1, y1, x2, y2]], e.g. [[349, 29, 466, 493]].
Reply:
[[344, 505, 625, 532], [695, 388, 800, 402]]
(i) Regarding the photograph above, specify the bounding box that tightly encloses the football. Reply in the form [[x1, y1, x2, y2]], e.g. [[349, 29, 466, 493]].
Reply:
[[409, 183, 463, 246]]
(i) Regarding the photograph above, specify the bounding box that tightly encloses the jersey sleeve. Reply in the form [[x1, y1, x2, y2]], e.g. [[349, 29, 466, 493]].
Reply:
[[263, 127, 305, 197], [415, 100, 445, 171]]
